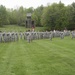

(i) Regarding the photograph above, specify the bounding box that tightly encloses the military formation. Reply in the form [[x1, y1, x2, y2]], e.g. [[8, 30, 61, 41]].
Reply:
[[0, 30, 75, 43]]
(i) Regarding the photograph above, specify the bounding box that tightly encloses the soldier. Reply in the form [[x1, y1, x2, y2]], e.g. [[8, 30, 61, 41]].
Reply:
[[0, 32, 2, 43], [71, 31, 75, 39], [19, 32, 23, 39], [27, 32, 32, 43], [49, 32, 53, 41], [60, 32, 64, 39], [7, 33, 11, 42], [2, 32, 7, 43], [11, 32, 15, 42], [15, 32, 19, 41]]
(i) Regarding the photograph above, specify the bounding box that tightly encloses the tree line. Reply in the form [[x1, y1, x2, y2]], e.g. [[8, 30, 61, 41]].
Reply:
[[0, 1, 75, 30]]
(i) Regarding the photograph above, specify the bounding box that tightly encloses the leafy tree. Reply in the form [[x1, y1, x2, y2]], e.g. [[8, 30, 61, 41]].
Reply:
[[41, 2, 69, 30], [1, 1, 75, 30], [32, 5, 44, 27], [8, 9, 18, 24], [41, 3, 59, 30], [67, 2, 75, 30], [0, 5, 8, 26]]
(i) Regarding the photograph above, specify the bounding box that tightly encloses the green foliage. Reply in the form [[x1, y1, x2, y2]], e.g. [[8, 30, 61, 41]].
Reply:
[[67, 2, 75, 30], [0, 5, 8, 26], [32, 5, 44, 27], [41, 2, 69, 30], [0, 1, 75, 30]]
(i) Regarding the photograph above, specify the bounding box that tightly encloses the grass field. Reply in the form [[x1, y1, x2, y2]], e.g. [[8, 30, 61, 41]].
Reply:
[[0, 25, 46, 32], [0, 36, 75, 75], [0, 25, 75, 75]]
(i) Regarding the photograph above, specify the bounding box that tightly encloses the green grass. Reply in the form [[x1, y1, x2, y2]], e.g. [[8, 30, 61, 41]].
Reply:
[[0, 25, 27, 32], [0, 25, 46, 32], [0, 37, 75, 75], [0, 25, 75, 75]]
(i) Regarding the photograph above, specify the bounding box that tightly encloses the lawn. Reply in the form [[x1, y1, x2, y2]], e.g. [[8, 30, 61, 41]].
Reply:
[[0, 25, 28, 32], [0, 36, 75, 75], [0, 25, 75, 75], [0, 25, 46, 32]]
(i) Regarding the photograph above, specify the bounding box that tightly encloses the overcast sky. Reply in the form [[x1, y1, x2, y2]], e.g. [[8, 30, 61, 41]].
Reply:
[[0, 0, 75, 9]]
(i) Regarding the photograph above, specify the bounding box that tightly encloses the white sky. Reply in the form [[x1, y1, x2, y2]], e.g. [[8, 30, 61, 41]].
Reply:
[[0, 0, 75, 9]]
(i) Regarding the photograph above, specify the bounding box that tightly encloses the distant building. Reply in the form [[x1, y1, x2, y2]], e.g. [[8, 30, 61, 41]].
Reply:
[[25, 13, 35, 28]]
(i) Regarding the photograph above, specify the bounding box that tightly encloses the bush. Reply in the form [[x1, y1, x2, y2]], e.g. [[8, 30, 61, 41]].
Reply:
[[20, 23, 26, 26]]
